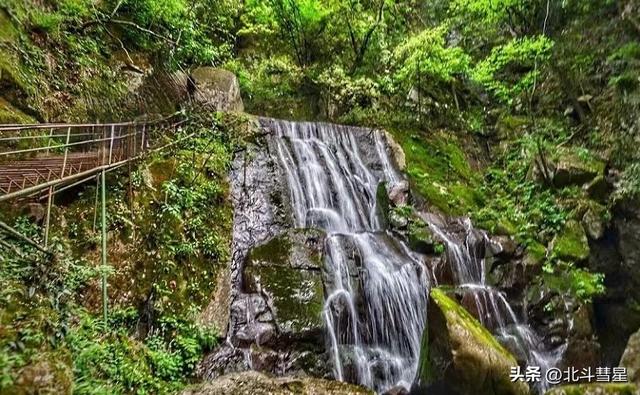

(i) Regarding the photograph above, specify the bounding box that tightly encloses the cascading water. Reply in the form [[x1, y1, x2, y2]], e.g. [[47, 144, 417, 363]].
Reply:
[[215, 117, 561, 394], [267, 119, 429, 393], [427, 217, 564, 393]]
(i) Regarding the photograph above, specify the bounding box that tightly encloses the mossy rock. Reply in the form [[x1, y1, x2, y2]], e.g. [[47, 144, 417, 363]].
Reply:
[[551, 220, 590, 262], [545, 383, 638, 395], [0, 97, 35, 124], [376, 181, 390, 229], [415, 288, 528, 395], [553, 147, 606, 188], [408, 221, 436, 254], [495, 114, 529, 140], [243, 229, 326, 336]]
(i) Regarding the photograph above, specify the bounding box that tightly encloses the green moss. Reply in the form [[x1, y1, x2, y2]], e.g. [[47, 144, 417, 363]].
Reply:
[[396, 130, 482, 215], [526, 241, 547, 264], [244, 230, 325, 334], [551, 220, 590, 262], [0, 97, 35, 124], [248, 235, 293, 267], [430, 288, 514, 358], [245, 264, 324, 333], [545, 383, 638, 395]]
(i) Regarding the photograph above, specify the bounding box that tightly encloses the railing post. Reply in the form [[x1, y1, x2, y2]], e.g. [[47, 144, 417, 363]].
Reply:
[[45, 128, 54, 155], [101, 168, 108, 326], [108, 125, 115, 165], [44, 186, 53, 247], [60, 127, 71, 178]]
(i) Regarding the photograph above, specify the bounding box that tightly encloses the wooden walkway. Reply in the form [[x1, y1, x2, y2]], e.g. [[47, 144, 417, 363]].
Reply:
[[0, 116, 184, 202]]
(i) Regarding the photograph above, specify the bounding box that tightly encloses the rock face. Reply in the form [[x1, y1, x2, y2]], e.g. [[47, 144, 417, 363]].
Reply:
[[243, 229, 326, 337], [183, 371, 373, 395], [620, 328, 640, 387], [189, 67, 244, 111], [544, 383, 638, 395], [413, 288, 529, 395]]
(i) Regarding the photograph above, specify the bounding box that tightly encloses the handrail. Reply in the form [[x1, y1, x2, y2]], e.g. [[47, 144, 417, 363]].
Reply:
[[0, 111, 183, 132]]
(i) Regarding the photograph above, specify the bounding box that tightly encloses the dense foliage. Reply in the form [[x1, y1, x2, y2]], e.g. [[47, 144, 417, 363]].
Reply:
[[1, 0, 640, 392], [0, 113, 241, 393]]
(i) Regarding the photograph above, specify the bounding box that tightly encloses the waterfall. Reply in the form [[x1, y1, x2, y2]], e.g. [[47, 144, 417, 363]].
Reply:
[[426, 217, 564, 393], [266, 119, 429, 393], [220, 118, 559, 394]]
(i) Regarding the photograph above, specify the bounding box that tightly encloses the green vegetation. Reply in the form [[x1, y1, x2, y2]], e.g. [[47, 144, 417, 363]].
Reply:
[[0, 111, 243, 393], [2, 0, 640, 392]]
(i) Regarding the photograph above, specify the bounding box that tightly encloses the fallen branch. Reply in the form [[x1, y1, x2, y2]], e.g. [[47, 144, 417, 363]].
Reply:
[[80, 18, 175, 45]]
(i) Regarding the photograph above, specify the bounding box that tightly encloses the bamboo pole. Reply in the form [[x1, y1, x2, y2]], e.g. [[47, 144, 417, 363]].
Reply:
[[0, 221, 50, 254]]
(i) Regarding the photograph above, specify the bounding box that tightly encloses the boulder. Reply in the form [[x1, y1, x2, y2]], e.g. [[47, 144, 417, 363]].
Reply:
[[620, 328, 640, 387], [384, 131, 406, 172], [582, 208, 606, 241], [243, 228, 326, 337], [408, 221, 436, 254], [585, 176, 610, 202], [413, 288, 529, 395], [388, 180, 410, 206], [550, 220, 590, 262], [183, 371, 373, 395], [552, 148, 605, 188], [545, 384, 638, 395], [189, 67, 244, 111]]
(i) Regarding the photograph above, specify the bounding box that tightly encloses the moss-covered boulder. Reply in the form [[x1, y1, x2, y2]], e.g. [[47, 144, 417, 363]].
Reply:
[[552, 148, 606, 188], [544, 383, 638, 395], [182, 371, 373, 395], [414, 288, 529, 395], [189, 67, 244, 112], [243, 229, 326, 336], [408, 221, 436, 254], [551, 220, 590, 262]]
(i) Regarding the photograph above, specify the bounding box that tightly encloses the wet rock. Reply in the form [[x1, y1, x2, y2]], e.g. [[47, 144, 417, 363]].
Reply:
[[183, 371, 373, 395], [550, 220, 590, 262], [414, 288, 529, 395], [199, 345, 250, 380], [389, 210, 409, 229], [382, 385, 409, 395], [408, 222, 435, 254], [383, 130, 406, 172], [615, 199, 640, 286], [544, 383, 638, 395], [388, 180, 410, 206], [243, 228, 326, 337], [188, 67, 244, 111], [376, 182, 391, 229], [561, 338, 600, 372], [620, 328, 640, 387], [486, 235, 518, 259]]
